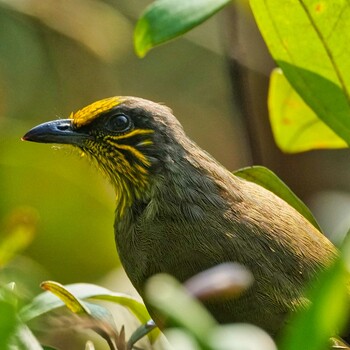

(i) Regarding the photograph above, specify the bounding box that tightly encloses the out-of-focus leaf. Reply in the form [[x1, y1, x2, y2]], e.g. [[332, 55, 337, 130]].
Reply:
[[83, 301, 119, 335], [9, 324, 44, 350], [208, 324, 277, 350], [164, 329, 200, 350], [80, 302, 119, 350], [20, 283, 159, 343], [40, 281, 90, 314], [0, 207, 38, 266], [280, 235, 350, 350], [250, 0, 350, 145], [145, 274, 217, 349], [36, 282, 120, 348], [234, 166, 322, 232], [134, 0, 231, 57], [184, 263, 253, 301], [0, 283, 17, 307], [0, 292, 41, 350], [127, 320, 157, 349], [21, 283, 149, 323], [0, 300, 17, 349], [85, 342, 95, 350], [268, 69, 347, 153], [0, 0, 131, 61]]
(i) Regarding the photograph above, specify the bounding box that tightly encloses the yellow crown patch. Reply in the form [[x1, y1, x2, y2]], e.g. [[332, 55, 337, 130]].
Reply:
[[71, 97, 125, 127]]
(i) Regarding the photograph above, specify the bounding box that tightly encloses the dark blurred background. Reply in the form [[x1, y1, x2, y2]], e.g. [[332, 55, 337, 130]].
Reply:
[[1, 0, 350, 317]]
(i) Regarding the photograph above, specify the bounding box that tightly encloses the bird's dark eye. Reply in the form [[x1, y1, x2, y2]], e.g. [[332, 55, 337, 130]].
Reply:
[[107, 114, 131, 132]]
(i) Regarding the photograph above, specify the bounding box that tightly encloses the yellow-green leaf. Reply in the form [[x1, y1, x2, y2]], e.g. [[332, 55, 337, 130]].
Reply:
[[268, 69, 347, 153], [20, 282, 160, 343], [250, 0, 350, 145], [40, 281, 90, 314]]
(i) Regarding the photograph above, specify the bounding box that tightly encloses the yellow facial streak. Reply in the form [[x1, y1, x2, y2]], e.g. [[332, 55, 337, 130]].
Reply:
[[112, 129, 154, 140], [114, 143, 151, 167], [70, 97, 126, 127], [106, 130, 153, 166]]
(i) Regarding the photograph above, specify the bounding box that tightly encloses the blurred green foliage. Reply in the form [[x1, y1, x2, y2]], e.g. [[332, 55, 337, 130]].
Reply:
[[0, 0, 238, 284]]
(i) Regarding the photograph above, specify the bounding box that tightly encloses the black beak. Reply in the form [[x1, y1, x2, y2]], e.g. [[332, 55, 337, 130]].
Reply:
[[22, 119, 88, 146]]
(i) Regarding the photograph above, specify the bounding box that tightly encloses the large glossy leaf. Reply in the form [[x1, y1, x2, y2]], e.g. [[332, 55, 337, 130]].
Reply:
[[268, 69, 347, 153], [134, 0, 231, 57], [280, 235, 350, 350], [234, 166, 322, 232], [250, 0, 350, 145]]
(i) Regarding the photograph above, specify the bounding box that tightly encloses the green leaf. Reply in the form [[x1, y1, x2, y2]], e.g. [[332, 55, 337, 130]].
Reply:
[[268, 68, 347, 153], [280, 235, 350, 350], [134, 0, 231, 57], [127, 320, 157, 349], [0, 300, 17, 350], [145, 273, 217, 349], [250, 0, 350, 145], [79, 301, 121, 349], [40, 281, 91, 314], [21, 283, 148, 322], [20, 282, 160, 343], [234, 166, 322, 232], [9, 324, 44, 350], [0, 283, 18, 309], [26, 282, 123, 347]]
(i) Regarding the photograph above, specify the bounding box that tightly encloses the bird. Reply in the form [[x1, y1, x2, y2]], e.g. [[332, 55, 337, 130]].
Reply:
[[22, 96, 340, 340]]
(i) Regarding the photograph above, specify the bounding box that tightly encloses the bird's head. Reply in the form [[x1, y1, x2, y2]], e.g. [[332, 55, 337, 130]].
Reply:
[[23, 96, 186, 216]]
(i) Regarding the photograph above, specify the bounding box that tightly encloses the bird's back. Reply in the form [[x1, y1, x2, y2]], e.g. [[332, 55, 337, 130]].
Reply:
[[115, 142, 336, 336]]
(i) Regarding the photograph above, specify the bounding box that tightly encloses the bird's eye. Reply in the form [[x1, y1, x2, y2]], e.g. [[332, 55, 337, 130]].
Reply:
[[107, 114, 131, 132]]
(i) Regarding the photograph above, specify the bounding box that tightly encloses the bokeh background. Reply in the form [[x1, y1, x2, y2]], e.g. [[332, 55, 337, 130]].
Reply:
[[2, 0, 350, 348], [0, 0, 248, 287]]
